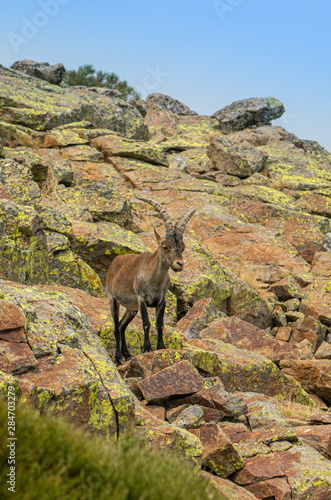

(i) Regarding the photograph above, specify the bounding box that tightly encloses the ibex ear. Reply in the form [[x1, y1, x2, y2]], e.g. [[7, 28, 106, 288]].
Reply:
[[154, 227, 163, 246]]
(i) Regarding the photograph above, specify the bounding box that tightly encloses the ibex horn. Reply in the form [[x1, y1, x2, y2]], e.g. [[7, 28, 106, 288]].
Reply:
[[174, 206, 196, 240], [135, 194, 174, 240]]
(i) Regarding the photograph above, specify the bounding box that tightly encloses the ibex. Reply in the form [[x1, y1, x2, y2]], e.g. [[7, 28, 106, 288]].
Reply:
[[106, 195, 195, 365]]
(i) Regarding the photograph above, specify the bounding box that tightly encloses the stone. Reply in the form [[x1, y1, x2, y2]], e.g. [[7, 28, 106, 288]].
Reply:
[[0, 341, 38, 374], [0, 300, 26, 331], [247, 399, 292, 431], [293, 425, 331, 459], [134, 403, 204, 463], [187, 339, 314, 405], [0, 66, 147, 138], [290, 316, 325, 353], [190, 424, 245, 477], [50, 182, 132, 226], [91, 134, 168, 166], [177, 298, 224, 339], [269, 275, 305, 301], [146, 93, 197, 116], [284, 298, 300, 311], [201, 472, 259, 500], [199, 316, 305, 363], [10, 59, 65, 85], [144, 101, 178, 137], [219, 422, 252, 444], [280, 359, 331, 403], [137, 360, 204, 402], [174, 384, 247, 418], [50, 159, 74, 186], [43, 128, 89, 148], [300, 295, 331, 327], [142, 403, 166, 421], [171, 404, 205, 429], [272, 307, 288, 327], [274, 445, 331, 500], [118, 349, 188, 380], [231, 451, 285, 485], [0, 158, 41, 205], [308, 413, 331, 425], [211, 97, 285, 133], [311, 251, 331, 277], [275, 327, 292, 342], [244, 477, 291, 500], [207, 136, 268, 178], [315, 341, 331, 359], [234, 438, 270, 459]]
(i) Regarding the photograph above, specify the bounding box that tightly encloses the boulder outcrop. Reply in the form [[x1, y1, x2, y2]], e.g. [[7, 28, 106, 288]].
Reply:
[[1, 61, 331, 497]]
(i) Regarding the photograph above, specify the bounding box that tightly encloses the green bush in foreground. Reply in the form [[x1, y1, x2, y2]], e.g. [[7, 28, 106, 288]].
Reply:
[[0, 402, 221, 500]]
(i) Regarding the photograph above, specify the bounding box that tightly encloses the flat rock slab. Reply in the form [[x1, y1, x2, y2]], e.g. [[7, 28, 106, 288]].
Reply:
[[137, 360, 204, 402]]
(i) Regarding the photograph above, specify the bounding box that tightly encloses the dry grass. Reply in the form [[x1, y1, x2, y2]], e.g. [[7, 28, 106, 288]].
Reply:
[[274, 397, 326, 424]]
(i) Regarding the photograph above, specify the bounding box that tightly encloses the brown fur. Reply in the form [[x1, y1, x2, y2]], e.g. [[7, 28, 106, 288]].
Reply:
[[106, 229, 186, 365]]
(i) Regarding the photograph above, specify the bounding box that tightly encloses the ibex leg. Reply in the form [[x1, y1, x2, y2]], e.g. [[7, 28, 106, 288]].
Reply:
[[110, 296, 122, 365], [119, 309, 137, 360], [139, 298, 152, 353], [156, 299, 166, 350]]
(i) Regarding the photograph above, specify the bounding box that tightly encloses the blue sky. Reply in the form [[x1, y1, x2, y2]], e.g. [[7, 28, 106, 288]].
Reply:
[[1, 0, 330, 151]]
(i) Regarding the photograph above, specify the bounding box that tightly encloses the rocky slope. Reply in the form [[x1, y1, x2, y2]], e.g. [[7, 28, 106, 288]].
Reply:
[[1, 61, 331, 499]]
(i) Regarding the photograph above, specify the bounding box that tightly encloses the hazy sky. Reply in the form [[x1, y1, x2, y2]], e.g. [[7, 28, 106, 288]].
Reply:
[[1, 0, 330, 151]]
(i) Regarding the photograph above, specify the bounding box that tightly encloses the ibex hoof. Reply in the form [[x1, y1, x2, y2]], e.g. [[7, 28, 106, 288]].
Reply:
[[115, 357, 124, 366]]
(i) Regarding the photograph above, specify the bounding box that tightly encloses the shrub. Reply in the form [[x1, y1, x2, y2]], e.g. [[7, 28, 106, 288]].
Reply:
[[0, 402, 221, 500], [63, 64, 141, 100]]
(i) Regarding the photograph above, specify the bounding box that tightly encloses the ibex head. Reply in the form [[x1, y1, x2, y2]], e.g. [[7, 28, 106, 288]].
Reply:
[[135, 195, 196, 273]]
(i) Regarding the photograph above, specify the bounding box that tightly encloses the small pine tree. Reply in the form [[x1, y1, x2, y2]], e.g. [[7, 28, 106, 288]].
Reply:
[[64, 64, 141, 100]]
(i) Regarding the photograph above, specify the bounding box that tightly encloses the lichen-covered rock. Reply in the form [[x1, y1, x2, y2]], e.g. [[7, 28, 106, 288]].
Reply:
[[186, 338, 314, 405], [91, 134, 168, 166], [269, 275, 305, 300], [10, 59, 65, 85], [0, 66, 147, 138], [207, 136, 268, 178], [0, 200, 49, 285], [49, 182, 132, 226], [0, 280, 136, 438], [212, 97, 285, 133], [199, 316, 306, 363], [171, 405, 205, 429], [137, 360, 204, 402], [0, 158, 42, 205], [72, 87, 149, 139], [202, 472, 259, 500], [279, 358, 331, 403], [43, 127, 89, 147], [177, 298, 225, 339], [146, 93, 197, 116], [260, 140, 331, 190], [190, 424, 245, 477], [70, 220, 148, 282]]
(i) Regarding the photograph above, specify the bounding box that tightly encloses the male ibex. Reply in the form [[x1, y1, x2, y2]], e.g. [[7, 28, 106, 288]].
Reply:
[[106, 195, 195, 365]]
